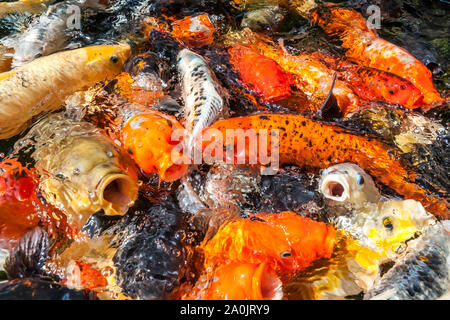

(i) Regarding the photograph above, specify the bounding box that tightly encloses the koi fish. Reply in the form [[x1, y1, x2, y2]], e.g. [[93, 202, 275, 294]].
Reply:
[[201, 211, 336, 275], [201, 114, 449, 217], [177, 48, 226, 154], [228, 44, 293, 102], [16, 112, 139, 229], [185, 211, 335, 300], [171, 14, 215, 48], [0, 44, 130, 140], [337, 62, 425, 109], [144, 14, 215, 48], [119, 103, 188, 182], [318, 163, 446, 291], [1, 0, 111, 68], [0, 0, 56, 19], [226, 29, 360, 115], [365, 222, 450, 300], [184, 262, 283, 300], [1, 227, 96, 300], [310, 5, 445, 108], [241, 6, 286, 32]]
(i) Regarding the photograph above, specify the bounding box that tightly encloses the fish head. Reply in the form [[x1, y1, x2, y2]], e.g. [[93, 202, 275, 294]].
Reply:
[[361, 200, 435, 258], [194, 262, 283, 300], [121, 111, 188, 182], [176, 48, 204, 76], [253, 212, 336, 272], [42, 136, 138, 228], [201, 217, 295, 272], [84, 44, 131, 82], [319, 163, 380, 207]]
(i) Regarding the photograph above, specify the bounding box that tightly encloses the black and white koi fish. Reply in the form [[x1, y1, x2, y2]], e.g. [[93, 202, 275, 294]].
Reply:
[[176, 48, 227, 154]]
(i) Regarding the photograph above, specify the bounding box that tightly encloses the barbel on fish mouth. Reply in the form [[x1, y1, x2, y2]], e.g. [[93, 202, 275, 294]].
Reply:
[[0, 43, 130, 140], [365, 222, 450, 300], [1, 0, 111, 68], [15, 113, 139, 229], [176, 48, 227, 156]]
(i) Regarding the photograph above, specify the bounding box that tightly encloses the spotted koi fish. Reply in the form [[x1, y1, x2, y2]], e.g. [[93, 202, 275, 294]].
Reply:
[[201, 114, 449, 217], [310, 5, 445, 108], [177, 48, 226, 154]]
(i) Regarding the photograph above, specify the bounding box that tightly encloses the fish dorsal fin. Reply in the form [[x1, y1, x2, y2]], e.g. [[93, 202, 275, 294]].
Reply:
[[4, 227, 49, 279], [318, 72, 341, 120]]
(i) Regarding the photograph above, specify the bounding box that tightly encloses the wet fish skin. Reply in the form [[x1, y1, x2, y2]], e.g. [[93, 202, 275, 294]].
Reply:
[[177, 48, 226, 154], [110, 197, 186, 300], [202, 114, 449, 217], [0, 44, 130, 140], [19, 113, 139, 229], [0, 0, 56, 19], [310, 5, 445, 108], [365, 223, 450, 300], [0, 277, 95, 300], [240, 6, 286, 32], [3, 0, 110, 68]]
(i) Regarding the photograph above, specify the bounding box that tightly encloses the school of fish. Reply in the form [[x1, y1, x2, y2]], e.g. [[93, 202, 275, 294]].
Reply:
[[0, 0, 448, 301]]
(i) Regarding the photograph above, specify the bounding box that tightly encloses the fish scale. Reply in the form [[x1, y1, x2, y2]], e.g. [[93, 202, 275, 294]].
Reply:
[[365, 224, 450, 300]]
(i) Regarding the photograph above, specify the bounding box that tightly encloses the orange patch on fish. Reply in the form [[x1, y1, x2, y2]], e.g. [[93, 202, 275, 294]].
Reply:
[[121, 110, 188, 182], [201, 114, 449, 217], [201, 212, 336, 274], [228, 44, 293, 102], [113, 72, 165, 107], [183, 262, 283, 300], [310, 5, 444, 109], [171, 14, 215, 47]]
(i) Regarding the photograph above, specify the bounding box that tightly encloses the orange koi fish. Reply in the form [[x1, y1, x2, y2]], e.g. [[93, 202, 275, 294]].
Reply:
[[183, 211, 335, 300], [144, 14, 215, 48], [228, 44, 293, 102], [171, 14, 215, 47], [202, 212, 336, 274], [0, 158, 40, 250], [310, 5, 445, 108], [337, 62, 425, 109], [228, 29, 360, 115], [0, 158, 76, 250], [201, 114, 449, 217], [184, 262, 283, 300], [120, 105, 188, 182]]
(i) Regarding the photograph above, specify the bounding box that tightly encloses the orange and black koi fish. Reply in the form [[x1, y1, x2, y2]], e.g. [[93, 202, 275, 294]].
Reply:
[[337, 62, 425, 109], [144, 13, 215, 48], [227, 29, 360, 115], [310, 5, 445, 108], [201, 114, 449, 217]]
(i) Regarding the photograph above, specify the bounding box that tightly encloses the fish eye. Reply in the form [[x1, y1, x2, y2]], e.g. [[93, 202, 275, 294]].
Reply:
[[356, 174, 364, 185], [382, 217, 394, 231], [280, 251, 291, 258], [110, 55, 119, 63]]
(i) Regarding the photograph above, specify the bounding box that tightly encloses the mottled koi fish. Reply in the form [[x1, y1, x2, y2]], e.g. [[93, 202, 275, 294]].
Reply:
[[310, 5, 445, 108], [177, 48, 226, 154], [337, 62, 425, 109], [226, 29, 360, 115], [201, 114, 449, 217]]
